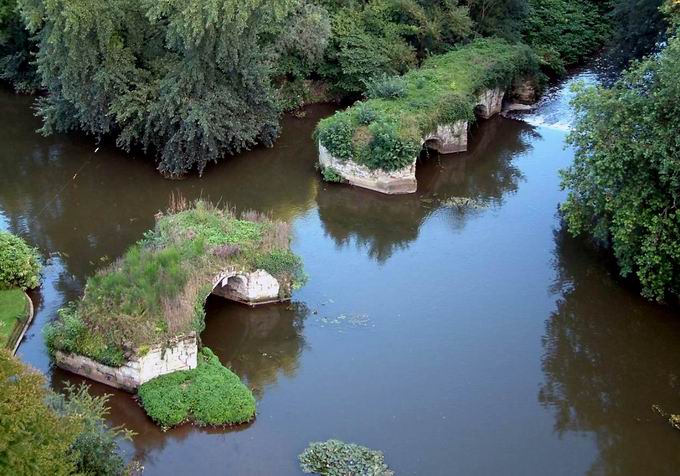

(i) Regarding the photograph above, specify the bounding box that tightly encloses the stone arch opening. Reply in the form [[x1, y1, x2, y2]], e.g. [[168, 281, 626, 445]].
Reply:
[[211, 269, 285, 306]]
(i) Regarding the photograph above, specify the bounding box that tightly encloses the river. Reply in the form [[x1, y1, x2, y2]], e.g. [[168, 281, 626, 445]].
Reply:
[[1, 68, 680, 475]]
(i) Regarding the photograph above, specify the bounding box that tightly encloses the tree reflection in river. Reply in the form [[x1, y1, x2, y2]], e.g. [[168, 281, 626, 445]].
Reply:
[[317, 116, 536, 262], [540, 229, 680, 475], [201, 298, 308, 398]]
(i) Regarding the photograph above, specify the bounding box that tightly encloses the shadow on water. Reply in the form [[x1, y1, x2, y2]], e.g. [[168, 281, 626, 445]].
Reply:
[[201, 297, 309, 398], [541, 229, 680, 475], [317, 116, 536, 263]]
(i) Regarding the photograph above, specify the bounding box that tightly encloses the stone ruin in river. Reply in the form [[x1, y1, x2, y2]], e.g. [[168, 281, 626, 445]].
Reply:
[[319, 80, 537, 195], [54, 269, 287, 392]]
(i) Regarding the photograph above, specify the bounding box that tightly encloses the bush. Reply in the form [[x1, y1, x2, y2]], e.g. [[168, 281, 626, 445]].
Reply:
[[321, 166, 344, 183], [523, 0, 610, 73], [138, 348, 256, 429], [561, 32, 680, 301], [363, 74, 407, 99], [356, 103, 378, 125], [0, 231, 41, 290], [47, 384, 136, 476], [254, 249, 308, 290], [299, 439, 393, 476]]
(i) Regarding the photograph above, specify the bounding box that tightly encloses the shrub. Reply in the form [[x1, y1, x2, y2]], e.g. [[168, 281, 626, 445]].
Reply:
[[47, 384, 136, 476], [0, 231, 41, 290], [0, 349, 81, 475], [1, 351, 135, 475], [321, 166, 344, 183], [138, 348, 256, 429], [561, 32, 680, 301], [299, 439, 393, 476], [254, 249, 308, 290], [356, 103, 378, 125], [363, 74, 407, 99], [523, 0, 610, 73]]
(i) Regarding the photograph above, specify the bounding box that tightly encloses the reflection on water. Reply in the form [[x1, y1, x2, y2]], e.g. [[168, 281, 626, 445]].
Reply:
[[1, 69, 680, 475], [202, 298, 308, 397], [541, 230, 680, 475], [318, 117, 535, 262]]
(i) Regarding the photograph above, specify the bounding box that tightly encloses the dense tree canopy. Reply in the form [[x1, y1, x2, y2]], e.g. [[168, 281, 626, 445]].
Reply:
[[0, 0, 625, 175], [17, 0, 302, 176], [561, 22, 680, 301]]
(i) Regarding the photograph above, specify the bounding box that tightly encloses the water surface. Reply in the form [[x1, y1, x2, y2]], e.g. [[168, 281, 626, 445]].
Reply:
[[1, 71, 679, 475]]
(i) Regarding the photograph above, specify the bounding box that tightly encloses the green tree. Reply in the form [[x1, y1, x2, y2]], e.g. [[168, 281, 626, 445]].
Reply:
[[561, 29, 680, 301], [523, 0, 609, 74], [0, 350, 135, 475], [0, 0, 37, 92], [17, 0, 299, 177], [466, 0, 528, 40], [0, 231, 41, 290], [0, 349, 80, 475]]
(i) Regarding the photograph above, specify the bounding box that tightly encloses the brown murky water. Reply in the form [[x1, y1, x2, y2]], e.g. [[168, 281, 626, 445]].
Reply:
[[2, 70, 680, 475]]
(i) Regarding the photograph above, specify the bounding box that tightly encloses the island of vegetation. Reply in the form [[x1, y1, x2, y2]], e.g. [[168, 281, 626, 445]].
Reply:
[[44, 199, 305, 425], [299, 439, 393, 476], [315, 38, 541, 194], [0, 231, 40, 353]]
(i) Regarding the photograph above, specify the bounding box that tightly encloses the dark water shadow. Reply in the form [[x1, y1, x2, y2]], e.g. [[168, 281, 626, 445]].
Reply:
[[316, 116, 538, 262], [540, 229, 680, 475]]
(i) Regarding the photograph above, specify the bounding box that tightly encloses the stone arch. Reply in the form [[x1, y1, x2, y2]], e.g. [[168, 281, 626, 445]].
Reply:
[[423, 121, 469, 155], [211, 269, 284, 306]]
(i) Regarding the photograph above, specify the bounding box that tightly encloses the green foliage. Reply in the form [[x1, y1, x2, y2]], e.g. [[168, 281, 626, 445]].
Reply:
[[0, 351, 134, 476], [317, 0, 473, 95], [363, 74, 407, 99], [44, 200, 305, 365], [523, 0, 610, 74], [254, 248, 308, 289], [48, 384, 136, 476], [561, 32, 680, 301], [355, 102, 378, 125], [321, 166, 344, 183], [316, 38, 540, 171], [0, 349, 80, 476], [467, 0, 529, 40], [0, 288, 27, 348], [0, 0, 38, 92], [0, 231, 41, 290], [16, 0, 303, 177], [299, 439, 393, 476], [138, 347, 256, 429], [273, 1, 332, 81]]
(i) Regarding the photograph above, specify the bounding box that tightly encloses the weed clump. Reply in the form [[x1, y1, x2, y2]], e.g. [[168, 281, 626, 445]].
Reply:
[[299, 439, 393, 476]]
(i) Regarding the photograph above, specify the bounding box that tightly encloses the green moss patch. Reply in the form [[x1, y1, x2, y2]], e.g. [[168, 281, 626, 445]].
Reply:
[[0, 289, 27, 348], [45, 200, 306, 366], [315, 38, 540, 172], [137, 348, 255, 429]]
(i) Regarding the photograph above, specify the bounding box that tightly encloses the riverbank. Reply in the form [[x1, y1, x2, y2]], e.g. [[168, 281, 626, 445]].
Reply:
[[0, 288, 34, 354]]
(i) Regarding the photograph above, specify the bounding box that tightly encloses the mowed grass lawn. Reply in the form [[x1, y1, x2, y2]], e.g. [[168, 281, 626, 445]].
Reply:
[[0, 288, 27, 348]]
